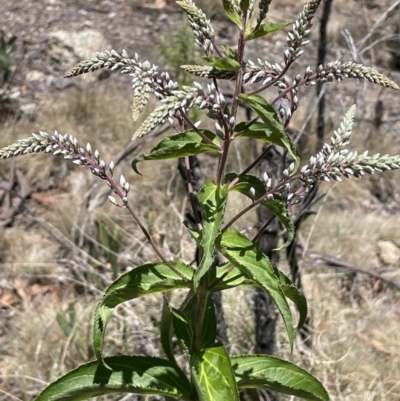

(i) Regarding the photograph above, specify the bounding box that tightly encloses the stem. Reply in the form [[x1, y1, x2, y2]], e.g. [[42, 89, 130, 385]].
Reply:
[[125, 202, 188, 279], [180, 109, 217, 147], [252, 214, 276, 243], [228, 144, 273, 189], [105, 174, 189, 280], [216, 13, 249, 187], [222, 174, 302, 232], [208, 264, 235, 291], [193, 277, 210, 353], [247, 61, 293, 96]]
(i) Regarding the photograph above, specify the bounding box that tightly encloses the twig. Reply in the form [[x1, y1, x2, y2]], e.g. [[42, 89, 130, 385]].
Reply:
[[356, 0, 400, 51], [308, 252, 400, 292]]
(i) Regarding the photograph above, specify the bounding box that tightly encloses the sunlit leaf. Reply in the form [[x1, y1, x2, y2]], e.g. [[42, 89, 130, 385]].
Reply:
[[245, 22, 291, 41], [132, 130, 221, 175], [237, 94, 300, 172], [35, 356, 191, 401], [225, 173, 295, 250], [204, 56, 240, 71], [93, 261, 193, 365], [194, 181, 228, 289], [192, 345, 240, 401], [217, 230, 295, 348], [232, 355, 329, 400]]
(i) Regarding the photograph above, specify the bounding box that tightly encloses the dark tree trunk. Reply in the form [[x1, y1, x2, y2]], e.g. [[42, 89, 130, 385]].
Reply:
[[316, 0, 334, 152], [253, 147, 284, 356]]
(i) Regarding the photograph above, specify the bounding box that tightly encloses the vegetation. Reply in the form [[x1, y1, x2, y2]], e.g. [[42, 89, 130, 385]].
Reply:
[[0, 1, 399, 400]]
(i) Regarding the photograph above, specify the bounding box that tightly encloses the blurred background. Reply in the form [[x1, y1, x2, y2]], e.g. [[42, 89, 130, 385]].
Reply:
[[0, 1, 399, 400]]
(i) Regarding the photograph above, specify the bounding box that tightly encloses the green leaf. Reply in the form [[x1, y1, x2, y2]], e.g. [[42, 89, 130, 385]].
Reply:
[[209, 263, 255, 291], [35, 356, 191, 401], [236, 94, 300, 172], [171, 294, 217, 351], [245, 22, 291, 41], [232, 355, 329, 400], [274, 268, 308, 330], [204, 56, 240, 72], [194, 181, 228, 290], [192, 345, 240, 401], [132, 130, 221, 175], [183, 220, 202, 245], [262, 197, 294, 251], [161, 297, 176, 364], [222, 0, 243, 27], [93, 261, 193, 365], [225, 173, 295, 250], [217, 230, 295, 348], [221, 45, 238, 60]]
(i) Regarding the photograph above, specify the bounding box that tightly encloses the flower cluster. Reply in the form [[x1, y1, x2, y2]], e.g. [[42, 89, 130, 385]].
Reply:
[[0, 130, 108, 173], [132, 80, 233, 139], [284, 0, 322, 63], [64, 49, 135, 78], [180, 65, 236, 80], [243, 59, 283, 84], [313, 61, 399, 89], [0, 131, 131, 206], [300, 106, 400, 182], [256, 0, 273, 28], [176, 0, 215, 55]]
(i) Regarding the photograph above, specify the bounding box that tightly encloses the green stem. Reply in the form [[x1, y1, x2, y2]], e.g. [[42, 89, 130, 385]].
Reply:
[[192, 276, 210, 353], [180, 109, 216, 147], [252, 214, 276, 243], [216, 13, 249, 187]]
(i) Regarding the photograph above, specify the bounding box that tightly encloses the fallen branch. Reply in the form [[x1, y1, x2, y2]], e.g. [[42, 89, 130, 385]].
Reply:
[[308, 252, 400, 292]]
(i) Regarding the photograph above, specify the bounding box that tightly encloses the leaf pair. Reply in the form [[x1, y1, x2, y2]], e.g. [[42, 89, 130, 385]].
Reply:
[[35, 351, 329, 401]]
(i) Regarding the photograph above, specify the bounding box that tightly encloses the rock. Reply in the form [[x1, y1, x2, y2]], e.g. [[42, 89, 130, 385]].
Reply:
[[47, 29, 110, 82], [25, 70, 45, 82], [377, 240, 400, 265], [19, 103, 37, 119]]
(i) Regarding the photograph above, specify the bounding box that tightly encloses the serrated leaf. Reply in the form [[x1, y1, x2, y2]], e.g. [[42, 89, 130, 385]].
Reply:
[[161, 298, 176, 364], [183, 220, 202, 245], [132, 130, 221, 175], [225, 173, 295, 250], [221, 45, 238, 60], [235, 121, 297, 164], [222, 0, 243, 27], [194, 181, 228, 290], [35, 356, 191, 401], [232, 355, 329, 400], [237, 94, 300, 172], [204, 56, 240, 71], [217, 230, 295, 349], [245, 22, 291, 41], [93, 261, 193, 365], [192, 345, 240, 401], [273, 268, 308, 330], [171, 295, 217, 351], [209, 263, 255, 291]]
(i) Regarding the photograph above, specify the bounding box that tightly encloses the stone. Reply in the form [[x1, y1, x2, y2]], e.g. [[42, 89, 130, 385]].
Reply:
[[25, 70, 45, 82], [47, 29, 110, 82], [19, 103, 37, 118], [377, 240, 400, 265]]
